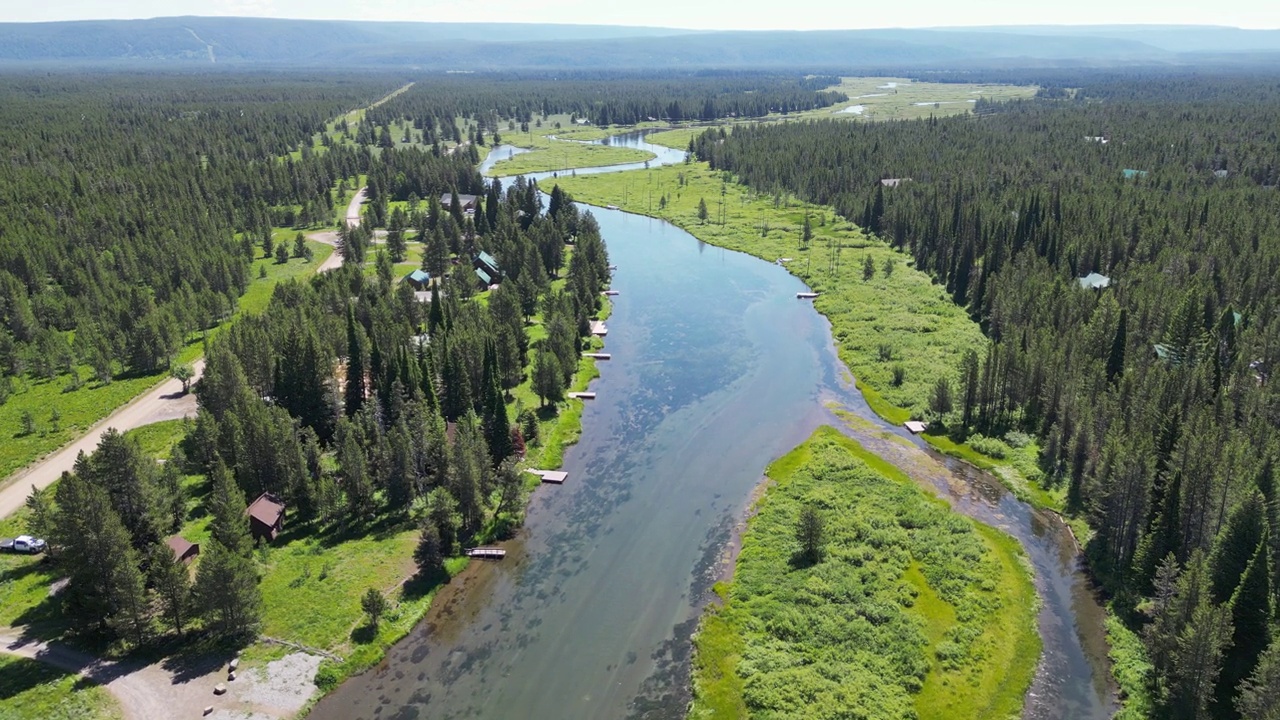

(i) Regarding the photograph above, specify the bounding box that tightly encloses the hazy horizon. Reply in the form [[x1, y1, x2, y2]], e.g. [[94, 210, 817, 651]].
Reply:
[[2, 1, 1276, 31]]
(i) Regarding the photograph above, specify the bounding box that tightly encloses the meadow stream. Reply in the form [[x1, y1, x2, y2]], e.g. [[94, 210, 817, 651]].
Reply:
[[308, 131, 1117, 720]]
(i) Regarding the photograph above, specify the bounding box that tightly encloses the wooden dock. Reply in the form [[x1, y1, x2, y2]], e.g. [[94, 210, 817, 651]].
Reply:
[[466, 547, 507, 559], [797, 292, 819, 299], [526, 469, 568, 484], [582, 352, 611, 360], [602, 290, 620, 296], [903, 421, 928, 434], [568, 392, 596, 400], [589, 320, 608, 336]]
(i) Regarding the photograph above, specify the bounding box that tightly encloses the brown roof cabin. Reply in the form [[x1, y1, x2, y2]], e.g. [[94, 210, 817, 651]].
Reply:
[[440, 193, 479, 214], [246, 492, 286, 544], [166, 535, 200, 564]]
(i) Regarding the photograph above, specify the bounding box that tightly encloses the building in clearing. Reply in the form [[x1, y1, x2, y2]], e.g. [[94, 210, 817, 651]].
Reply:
[[405, 269, 431, 290], [1122, 169, 1149, 179], [880, 178, 912, 188], [246, 493, 286, 544], [166, 535, 200, 564]]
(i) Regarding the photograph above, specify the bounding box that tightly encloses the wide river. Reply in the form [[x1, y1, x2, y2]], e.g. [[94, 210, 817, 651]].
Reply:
[[311, 132, 1116, 720]]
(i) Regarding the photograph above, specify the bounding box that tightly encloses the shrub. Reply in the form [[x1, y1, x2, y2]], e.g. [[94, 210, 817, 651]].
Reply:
[[968, 434, 1011, 459], [891, 364, 906, 387]]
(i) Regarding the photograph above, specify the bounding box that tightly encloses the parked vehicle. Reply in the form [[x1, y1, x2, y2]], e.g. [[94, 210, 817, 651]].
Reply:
[[0, 535, 47, 554]]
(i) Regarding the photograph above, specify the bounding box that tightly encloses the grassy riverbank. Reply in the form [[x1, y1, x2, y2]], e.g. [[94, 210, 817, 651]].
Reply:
[[690, 427, 1039, 719], [484, 141, 653, 177], [0, 655, 121, 720]]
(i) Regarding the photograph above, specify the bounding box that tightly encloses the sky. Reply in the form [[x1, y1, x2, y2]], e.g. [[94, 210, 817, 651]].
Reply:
[[2, 0, 1277, 29]]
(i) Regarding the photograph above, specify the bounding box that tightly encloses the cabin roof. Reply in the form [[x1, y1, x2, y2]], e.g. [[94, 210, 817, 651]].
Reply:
[[166, 535, 196, 558], [247, 493, 285, 527], [408, 269, 431, 283]]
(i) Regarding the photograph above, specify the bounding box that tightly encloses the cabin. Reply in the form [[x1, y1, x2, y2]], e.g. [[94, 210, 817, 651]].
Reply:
[[1085, 136, 1109, 144], [880, 178, 911, 188], [473, 251, 502, 288], [1122, 169, 1149, 179], [166, 535, 200, 564], [1214, 169, 1230, 179], [246, 493, 286, 544], [440, 193, 480, 215], [405, 269, 431, 290]]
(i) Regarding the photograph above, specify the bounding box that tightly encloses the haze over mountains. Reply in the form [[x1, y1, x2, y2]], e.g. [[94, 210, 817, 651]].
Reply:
[[1, 17, 1278, 69]]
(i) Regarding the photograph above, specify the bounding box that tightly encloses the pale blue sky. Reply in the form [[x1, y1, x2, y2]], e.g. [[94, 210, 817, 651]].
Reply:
[[3, 0, 1277, 29]]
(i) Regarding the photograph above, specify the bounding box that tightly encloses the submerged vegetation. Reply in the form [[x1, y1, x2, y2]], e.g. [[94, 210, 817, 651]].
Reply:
[[690, 427, 1038, 719]]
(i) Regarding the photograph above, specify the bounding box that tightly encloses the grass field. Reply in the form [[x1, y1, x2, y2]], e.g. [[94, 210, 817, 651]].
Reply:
[[0, 655, 121, 720], [688, 427, 1039, 719], [485, 142, 653, 177]]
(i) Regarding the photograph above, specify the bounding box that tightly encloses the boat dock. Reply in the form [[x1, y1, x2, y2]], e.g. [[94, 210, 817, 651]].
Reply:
[[796, 292, 819, 299], [602, 290, 620, 296], [904, 421, 928, 434], [568, 392, 596, 400], [466, 547, 507, 559], [589, 321, 608, 336], [526, 469, 568, 484], [582, 352, 611, 360]]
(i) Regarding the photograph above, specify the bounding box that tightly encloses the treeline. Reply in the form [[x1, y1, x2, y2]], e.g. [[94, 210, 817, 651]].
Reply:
[[0, 72, 391, 387], [360, 73, 845, 139], [694, 77, 1280, 719]]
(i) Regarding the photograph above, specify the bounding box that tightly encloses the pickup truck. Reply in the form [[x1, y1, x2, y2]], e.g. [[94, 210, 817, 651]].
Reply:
[[0, 535, 47, 554]]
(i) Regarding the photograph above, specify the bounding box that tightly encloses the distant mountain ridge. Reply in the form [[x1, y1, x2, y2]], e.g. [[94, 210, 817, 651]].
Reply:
[[0, 17, 1275, 69]]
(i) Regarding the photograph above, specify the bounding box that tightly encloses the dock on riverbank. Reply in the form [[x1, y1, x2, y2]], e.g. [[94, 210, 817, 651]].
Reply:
[[582, 352, 611, 360], [526, 469, 568, 484], [568, 392, 596, 400], [465, 547, 507, 559], [589, 321, 609, 336], [797, 292, 819, 299]]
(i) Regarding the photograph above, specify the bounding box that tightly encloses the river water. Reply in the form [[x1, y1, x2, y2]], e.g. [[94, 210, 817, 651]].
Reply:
[[310, 131, 1116, 720]]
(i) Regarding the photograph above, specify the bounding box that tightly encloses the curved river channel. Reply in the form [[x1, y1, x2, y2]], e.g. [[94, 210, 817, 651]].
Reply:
[[311, 131, 1117, 720]]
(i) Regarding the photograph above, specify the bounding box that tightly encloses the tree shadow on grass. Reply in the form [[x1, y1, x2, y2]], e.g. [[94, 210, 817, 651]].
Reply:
[[349, 622, 377, 645], [401, 566, 449, 603], [0, 655, 79, 701]]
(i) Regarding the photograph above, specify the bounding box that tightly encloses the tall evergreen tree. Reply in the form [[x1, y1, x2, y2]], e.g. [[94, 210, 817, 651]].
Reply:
[[345, 308, 368, 418]]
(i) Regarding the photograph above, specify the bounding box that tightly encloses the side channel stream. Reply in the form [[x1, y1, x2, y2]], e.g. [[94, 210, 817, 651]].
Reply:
[[310, 132, 1116, 720]]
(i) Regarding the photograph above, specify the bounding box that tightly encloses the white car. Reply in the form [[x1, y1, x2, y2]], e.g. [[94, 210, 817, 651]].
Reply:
[[0, 535, 47, 554]]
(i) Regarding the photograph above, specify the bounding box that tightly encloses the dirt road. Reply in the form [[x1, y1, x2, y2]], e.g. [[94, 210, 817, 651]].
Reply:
[[0, 360, 203, 519], [309, 186, 365, 273], [0, 629, 215, 720]]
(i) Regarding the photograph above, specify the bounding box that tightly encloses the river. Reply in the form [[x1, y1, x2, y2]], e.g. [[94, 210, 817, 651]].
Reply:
[[310, 131, 1116, 720]]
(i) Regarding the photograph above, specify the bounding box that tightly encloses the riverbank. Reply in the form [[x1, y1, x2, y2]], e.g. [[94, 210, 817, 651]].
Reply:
[[690, 426, 1038, 719]]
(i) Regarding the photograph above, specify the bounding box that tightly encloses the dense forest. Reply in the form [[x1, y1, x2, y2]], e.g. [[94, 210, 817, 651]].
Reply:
[[693, 75, 1280, 719], [363, 74, 845, 135], [0, 73, 393, 387]]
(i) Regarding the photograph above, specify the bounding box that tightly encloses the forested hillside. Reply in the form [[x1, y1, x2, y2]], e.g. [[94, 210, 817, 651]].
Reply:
[[693, 75, 1280, 718]]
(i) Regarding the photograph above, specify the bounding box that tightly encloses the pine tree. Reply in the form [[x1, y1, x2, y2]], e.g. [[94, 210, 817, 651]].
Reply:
[[150, 543, 193, 636], [697, 197, 709, 223], [1107, 309, 1128, 383], [1237, 639, 1280, 720], [338, 419, 374, 518], [195, 538, 262, 638], [414, 518, 445, 577], [1215, 538, 1272, 719], [533, 346, 564, 407], [796, 505, 825, 565], [1210, 492, 1267, 604], [345, 308, 367, 418], [208, 457, 251, 553], [448, 412, 491, 531]]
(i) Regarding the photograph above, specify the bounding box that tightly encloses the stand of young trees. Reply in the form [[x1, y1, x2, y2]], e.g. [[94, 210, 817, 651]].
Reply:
[[694, 75, 1280, 719]]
